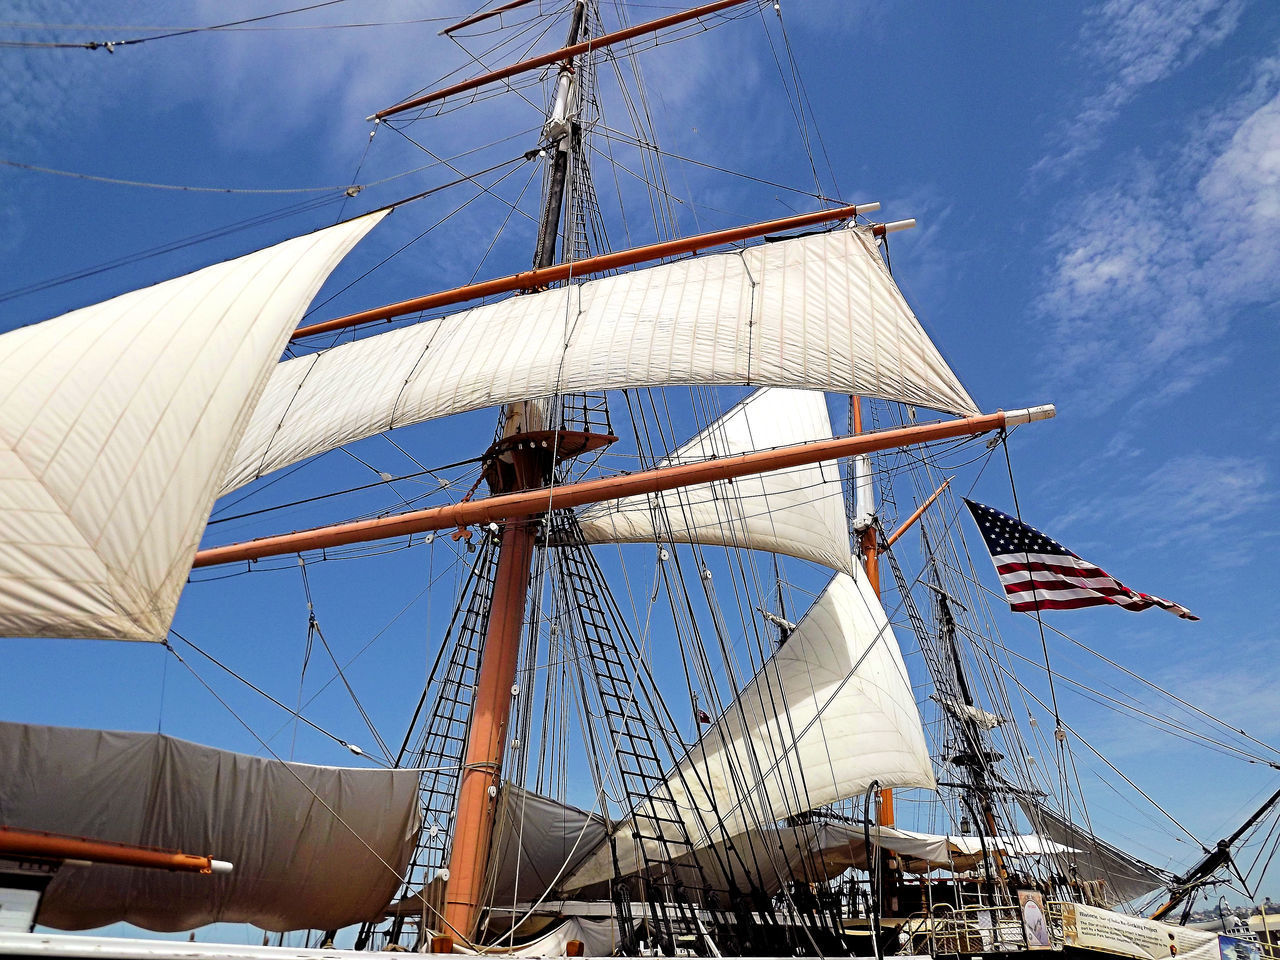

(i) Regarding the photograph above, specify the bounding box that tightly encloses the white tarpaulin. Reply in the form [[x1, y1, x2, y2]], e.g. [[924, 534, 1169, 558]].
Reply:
[[564, 571, 935, 890], [223, 226, 978, 493], [0, 720, 420, 932], [0, 212, 385, 642], [577, 388, 855, 575]]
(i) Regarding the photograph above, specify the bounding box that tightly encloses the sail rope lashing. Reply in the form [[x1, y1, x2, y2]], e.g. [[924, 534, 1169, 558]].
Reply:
[[335, 119, 379, 225], [756, 0, 839, 204], [0, 156, 378, 195], [207, 458, 482, 526], [0, 1, 405, 51], [160, 633, 472, 947], [0, 193, 340, 306], [298, 560, 394, 763], [167, 630, 382, 764], [989, 653, 1207, 850], [591, 125, 842, 204], [293, 148, 541, 346]]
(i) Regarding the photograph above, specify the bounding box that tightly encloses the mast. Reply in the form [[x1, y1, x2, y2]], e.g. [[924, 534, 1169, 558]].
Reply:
[[850, 396, 904, 918], [441, 2, 590, 941]]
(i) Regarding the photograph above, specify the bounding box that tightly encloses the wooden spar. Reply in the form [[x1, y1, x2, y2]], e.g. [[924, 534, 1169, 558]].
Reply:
[[440, 0, 541, 36], [192, 406, 1054, 569], [290, 203, 874, 341], [884, 476, 953, 549], [374, 0, 754, 119], [0, 827, 231, 875]]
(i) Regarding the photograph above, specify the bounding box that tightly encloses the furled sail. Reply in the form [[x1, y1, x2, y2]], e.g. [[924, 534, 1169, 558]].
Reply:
[[0, 212, 385, 642], [0, 720, 420, 932], [222, 225, 978, 493], [576, 388, 855, 575], [563, 569, 936, 890], [1019, 798, 1172, 907]]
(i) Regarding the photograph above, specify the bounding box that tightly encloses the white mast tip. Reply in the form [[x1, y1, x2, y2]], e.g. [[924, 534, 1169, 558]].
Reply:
[[1004, 404, 1056, 426], [209, 859, 234, 874]]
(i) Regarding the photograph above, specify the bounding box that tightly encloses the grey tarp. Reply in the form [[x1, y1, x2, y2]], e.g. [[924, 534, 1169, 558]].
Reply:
[[0, 721, 421, 932], [1018, 799, 1172, 907], [485, 785, 609, 905]]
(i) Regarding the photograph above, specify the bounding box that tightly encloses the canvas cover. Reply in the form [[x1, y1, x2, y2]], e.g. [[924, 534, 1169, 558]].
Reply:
[[223, 226, 978, 493], [0, 720, 420, 932], [577, 388, 855, 575], [484, 784, 610, 906], [0, 212, 385, 642]]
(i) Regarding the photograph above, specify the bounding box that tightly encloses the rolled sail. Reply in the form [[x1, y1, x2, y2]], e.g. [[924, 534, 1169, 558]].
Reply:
[[222, 226, 978, 493], [578, 388, 854, 574], [0, 212, 386, 642], [0, 720, 420, 932], [563, 569, 935, 890]]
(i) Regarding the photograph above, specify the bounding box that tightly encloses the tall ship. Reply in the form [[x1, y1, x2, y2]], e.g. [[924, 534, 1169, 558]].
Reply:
[[1, 2, 1276, 959]]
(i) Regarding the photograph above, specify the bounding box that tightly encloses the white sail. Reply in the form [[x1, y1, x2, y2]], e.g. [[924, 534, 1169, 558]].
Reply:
[[222, 226, 978, 493], [563, 569, 935, 890], [577, 388, 854, 574], [0, 212, 386, 642]]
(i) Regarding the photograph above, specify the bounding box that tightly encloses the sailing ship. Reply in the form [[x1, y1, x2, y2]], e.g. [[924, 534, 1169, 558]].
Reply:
[[1, 2, 1276, 958]]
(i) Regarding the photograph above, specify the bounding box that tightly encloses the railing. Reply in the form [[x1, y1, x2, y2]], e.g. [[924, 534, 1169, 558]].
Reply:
[[900, 901, 1051, 955]]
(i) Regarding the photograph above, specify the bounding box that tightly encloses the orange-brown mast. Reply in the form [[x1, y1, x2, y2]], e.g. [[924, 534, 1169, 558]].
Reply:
[[193, 408, 1053, 569], [290, 203, 875, 341], [440, 450, 543, 941], [374, 0, 755, 119]]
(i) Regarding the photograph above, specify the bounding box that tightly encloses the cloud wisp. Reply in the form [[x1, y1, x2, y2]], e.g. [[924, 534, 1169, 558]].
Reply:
[[1037, 52, 1280, 410], [1038, 0, 1246, 177]]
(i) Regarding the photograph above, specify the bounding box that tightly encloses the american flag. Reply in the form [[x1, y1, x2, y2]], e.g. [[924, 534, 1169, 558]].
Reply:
[[963, 499, 1198, 620]]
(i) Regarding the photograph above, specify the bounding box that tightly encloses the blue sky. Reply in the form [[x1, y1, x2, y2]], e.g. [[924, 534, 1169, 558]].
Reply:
[[3, 0, 1280, 930]]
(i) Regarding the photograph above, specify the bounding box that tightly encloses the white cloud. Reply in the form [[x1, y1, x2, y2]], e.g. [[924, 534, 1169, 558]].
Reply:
[[1037, 55, 1280, 407], [1038, 0, 1245, 175], [1051, 452, 1273, 571]]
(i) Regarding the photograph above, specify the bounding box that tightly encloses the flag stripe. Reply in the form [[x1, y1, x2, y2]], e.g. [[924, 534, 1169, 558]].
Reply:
[[963, 499, 1197, 621]]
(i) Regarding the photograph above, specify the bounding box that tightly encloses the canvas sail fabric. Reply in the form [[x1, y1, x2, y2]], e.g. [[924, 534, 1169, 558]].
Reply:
[[563, 570, 936, 890], [577, 388, 855, 575], [603, 821, 1079, 898], [222, 225, 978, 493], [0, 212, 385, 642], [0, 720, 420, 932], [1018, 798, 1172, 907]]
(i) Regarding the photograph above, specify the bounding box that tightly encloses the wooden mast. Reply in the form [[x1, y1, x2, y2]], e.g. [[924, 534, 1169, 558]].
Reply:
[[440, 2, 589, 942], [850, 396, 902, 917]]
